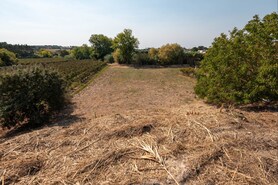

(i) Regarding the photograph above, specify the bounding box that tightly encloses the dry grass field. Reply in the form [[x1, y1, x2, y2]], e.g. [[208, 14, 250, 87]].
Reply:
[[0, 64, 277, 185]]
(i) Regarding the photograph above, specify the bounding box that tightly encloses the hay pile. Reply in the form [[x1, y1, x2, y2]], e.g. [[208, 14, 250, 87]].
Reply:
[[0, 101, 277, 185]]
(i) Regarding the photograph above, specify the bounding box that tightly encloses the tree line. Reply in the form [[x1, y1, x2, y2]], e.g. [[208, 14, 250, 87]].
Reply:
[[0, 30, 206, 66], [0, 42, 72, 58], [72, 29, 205, 66], [0, 42, 35, 58]]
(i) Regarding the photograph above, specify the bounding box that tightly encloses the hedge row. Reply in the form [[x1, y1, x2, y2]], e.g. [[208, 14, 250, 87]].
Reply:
[[0, 66, 66, 128]]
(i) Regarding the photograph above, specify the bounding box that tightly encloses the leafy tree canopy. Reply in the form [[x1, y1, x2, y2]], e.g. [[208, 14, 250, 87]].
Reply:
[[89, 34, 113, 60], [195, 12, 278, 105], [157, 43, 185, 65], [148, 48, 159, 62], [113, 29, 139, 64], [71, 44, 94, 60]]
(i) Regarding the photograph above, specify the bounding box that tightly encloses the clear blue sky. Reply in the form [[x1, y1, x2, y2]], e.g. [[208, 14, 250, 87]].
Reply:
[[0, 0, 277, 48]]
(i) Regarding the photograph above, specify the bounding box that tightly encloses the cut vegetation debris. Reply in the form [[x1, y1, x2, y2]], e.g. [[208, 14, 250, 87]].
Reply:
[[0, 65, 277, 184]]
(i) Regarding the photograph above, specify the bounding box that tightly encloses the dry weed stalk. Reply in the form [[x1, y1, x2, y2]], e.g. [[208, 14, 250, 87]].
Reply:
[[1, 176, 4, 185], [131, 162, 142, 174], [137, 140, 180, 185], [217, 165, 253, 179], [1, 169, 5, 185], [167, 125, 175, 142], [193, 120, 215, 142]]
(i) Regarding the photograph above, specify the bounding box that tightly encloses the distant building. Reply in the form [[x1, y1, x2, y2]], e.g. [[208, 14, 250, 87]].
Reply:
[[198, 50, 207, 54]]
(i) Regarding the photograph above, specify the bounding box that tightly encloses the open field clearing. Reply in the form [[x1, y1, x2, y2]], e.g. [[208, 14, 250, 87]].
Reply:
[[0, 65, 277, 185]]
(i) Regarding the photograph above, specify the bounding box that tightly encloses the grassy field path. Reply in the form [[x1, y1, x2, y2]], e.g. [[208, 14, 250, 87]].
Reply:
[[0, 65, 277, 185], [72, 64, 196, 119]]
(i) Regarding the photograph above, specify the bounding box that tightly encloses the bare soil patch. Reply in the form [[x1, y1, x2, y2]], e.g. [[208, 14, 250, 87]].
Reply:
[[1, 65, 277, 184]]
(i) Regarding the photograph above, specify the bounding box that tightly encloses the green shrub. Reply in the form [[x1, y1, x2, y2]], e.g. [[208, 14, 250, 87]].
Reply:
[[59, 50, 70, 57], [0, 66, 66, 129], [148, 48, 159, 63], [37, 49, 53, 58], [195, 13, 278, 105], [181, 67, 196, 77], [157, 44, 185, 65], [104, 54, 114, 63], [184, 52, 204, 66], [112, 48, 124, 64], [132, 53, 152, 65], [0, 48, 17, 67], [64, 55, 75, 60], [71, 44, 94, 60]]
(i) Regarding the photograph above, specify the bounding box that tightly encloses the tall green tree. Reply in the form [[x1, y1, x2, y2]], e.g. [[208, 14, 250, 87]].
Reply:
[[195, 12, 278, 105], [113, 29, 139, 64], [89, 34, 113, 60]]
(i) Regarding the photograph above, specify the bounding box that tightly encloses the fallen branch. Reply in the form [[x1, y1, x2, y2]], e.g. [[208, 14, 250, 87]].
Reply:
[[137, 140, 180, 185]]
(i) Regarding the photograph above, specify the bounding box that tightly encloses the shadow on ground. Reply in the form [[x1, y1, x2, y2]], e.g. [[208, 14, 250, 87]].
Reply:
[[239, 102, 278, 113], [0, 102, 84, 143]]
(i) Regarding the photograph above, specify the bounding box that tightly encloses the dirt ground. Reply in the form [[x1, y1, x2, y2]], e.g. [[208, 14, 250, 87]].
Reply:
[[73, 64, 196, 118], [0, 64, 277, 185]]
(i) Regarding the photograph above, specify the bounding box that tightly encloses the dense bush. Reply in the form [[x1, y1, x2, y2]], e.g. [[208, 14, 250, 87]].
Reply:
[[0, 66, 66, 129], [195, 13, 278, 105], [181, 67, 196, 77], [0, 48, 17, 67], [59, 50, 70, 57], [157, 44, 185, 65], [132, 53, 153, 65], [71, 44, 94, 60], [37, 49, 53, 58], [148, 48, 159, 64], [112, 48, 124, 64], [104, 54, 114, 63], [184, 52, 204, 66]]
